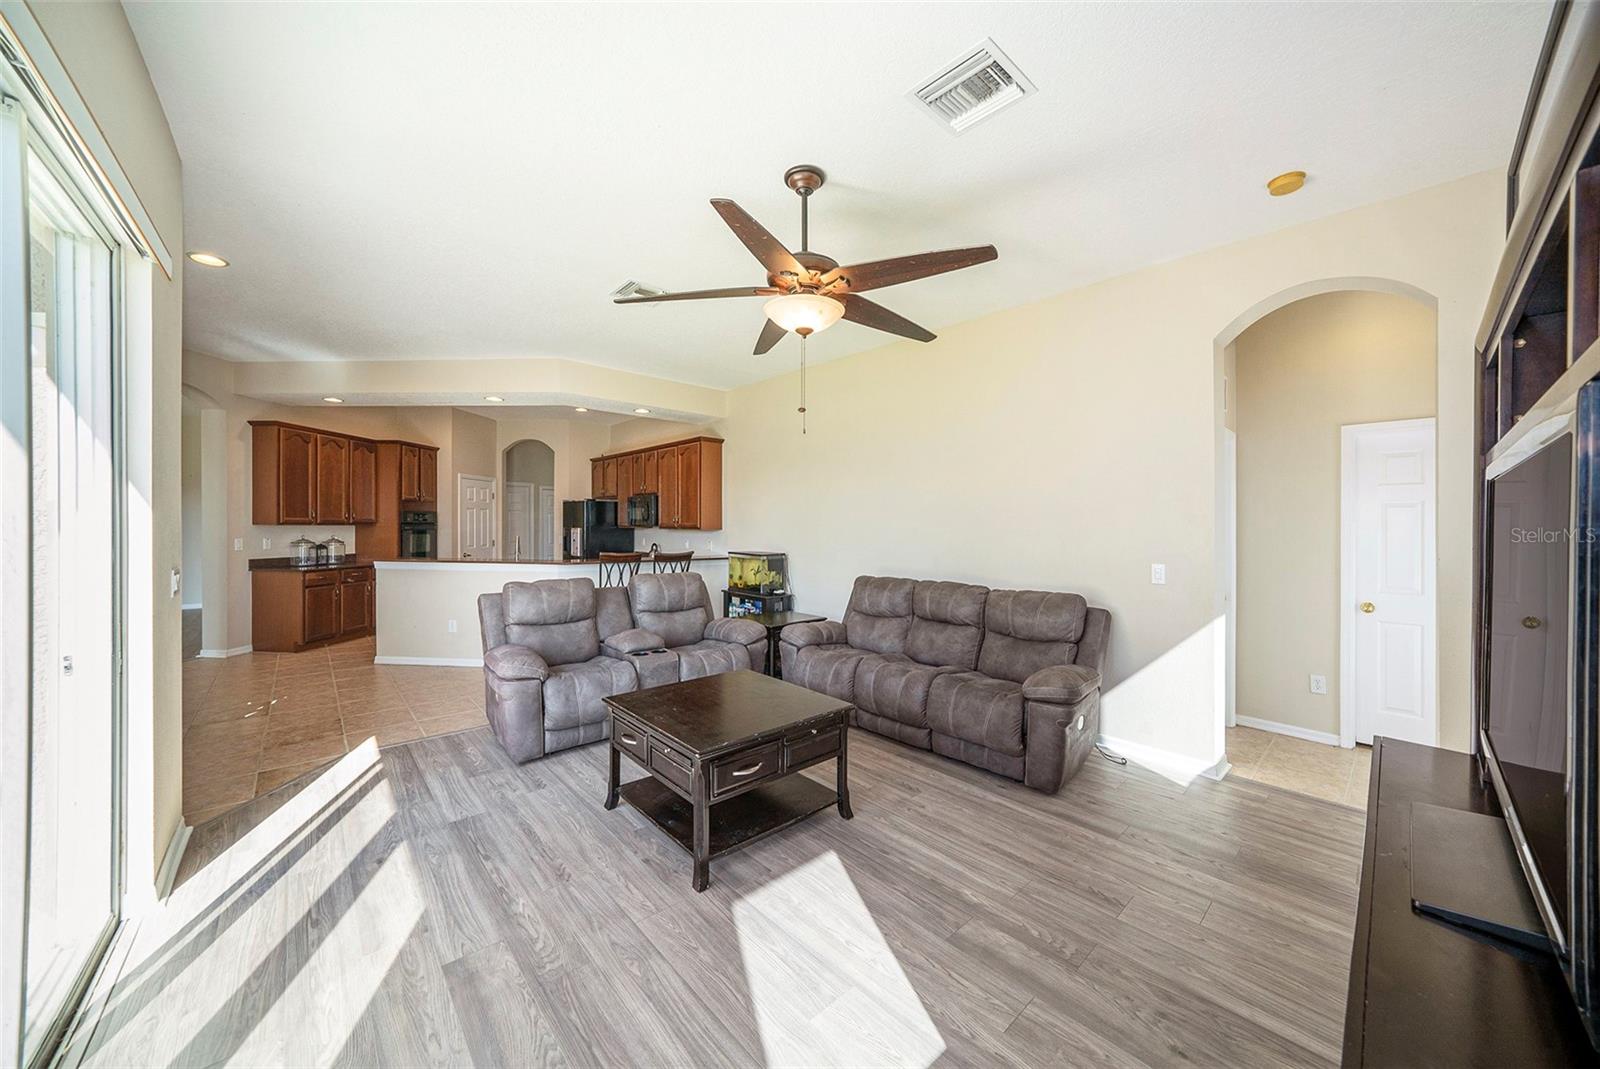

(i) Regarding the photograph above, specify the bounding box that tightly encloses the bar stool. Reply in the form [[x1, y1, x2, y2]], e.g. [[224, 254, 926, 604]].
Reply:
[[598, 551, 644, 587], [652, 550, 694, 574]]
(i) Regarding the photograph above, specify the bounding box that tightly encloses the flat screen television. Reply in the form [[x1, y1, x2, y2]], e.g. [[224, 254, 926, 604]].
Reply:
[[1482, 389, 1598, 1047]]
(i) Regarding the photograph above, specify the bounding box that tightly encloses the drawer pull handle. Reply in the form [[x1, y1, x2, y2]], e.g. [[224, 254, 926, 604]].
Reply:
[[731, 762, 764, 778], [619, 732, 640, 746]]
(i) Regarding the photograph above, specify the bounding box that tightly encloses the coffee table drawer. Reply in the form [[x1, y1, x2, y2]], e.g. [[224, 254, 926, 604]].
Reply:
[[613, 718, 649, 767], [711, 741, 781, 798], [784, 724, 840, 769], [649, 739, 692, 793]]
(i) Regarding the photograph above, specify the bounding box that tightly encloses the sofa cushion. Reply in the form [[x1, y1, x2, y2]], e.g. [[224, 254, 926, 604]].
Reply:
[[671, 639, 747, 680], [603, 627, 666, 655], [1022, 663, 1101, 705], [595, 585, 636, 643], [630, 573, 713, 648], [843, 576, 915, 656], [853, 653, 947, 727], [541, 655, 636, 731], [503, 579, 600, 665], [787, 644, 867, 702], [484, 644, 550, 681], [926, 671, 1026, 757], [906, 580, 988, 670], [977, 589, 1088, 684]]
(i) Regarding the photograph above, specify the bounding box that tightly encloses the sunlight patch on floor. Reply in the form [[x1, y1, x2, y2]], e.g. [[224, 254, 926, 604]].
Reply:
[[733, 850, 944, 1069]]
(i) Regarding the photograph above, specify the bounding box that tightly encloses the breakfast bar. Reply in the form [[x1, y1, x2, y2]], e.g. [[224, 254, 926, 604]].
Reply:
[[373, 555, 728, 665]]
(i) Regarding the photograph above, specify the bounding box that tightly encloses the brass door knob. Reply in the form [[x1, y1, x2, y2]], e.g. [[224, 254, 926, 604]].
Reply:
[[1523, 616, 1542, 629], [1359, 601, 1376, 614]]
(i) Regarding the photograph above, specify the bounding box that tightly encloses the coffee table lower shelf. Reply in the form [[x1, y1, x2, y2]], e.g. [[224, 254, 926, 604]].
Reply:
[[619, 774, 838, 860]]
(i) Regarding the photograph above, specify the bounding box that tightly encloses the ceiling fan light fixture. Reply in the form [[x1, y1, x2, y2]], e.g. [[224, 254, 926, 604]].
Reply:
[[764, 293, 844, 337]]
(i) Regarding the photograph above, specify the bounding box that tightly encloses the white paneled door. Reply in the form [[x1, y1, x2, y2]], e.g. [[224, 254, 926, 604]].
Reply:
[[458, 475, 496, 559], [1343, 418, 1438, 746]]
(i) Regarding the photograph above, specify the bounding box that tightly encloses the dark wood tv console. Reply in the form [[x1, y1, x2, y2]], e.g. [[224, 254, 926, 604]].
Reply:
[[1343, 738, 1595, 1066]]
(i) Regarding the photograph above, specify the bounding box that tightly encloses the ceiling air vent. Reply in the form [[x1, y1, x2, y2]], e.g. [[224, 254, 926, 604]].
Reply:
[[911, 38, 1036, 135]]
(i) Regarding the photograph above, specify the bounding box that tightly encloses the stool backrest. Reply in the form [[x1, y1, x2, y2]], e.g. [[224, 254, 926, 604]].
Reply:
[[652, 550, 693, 574], [598, 551, 644, 588]]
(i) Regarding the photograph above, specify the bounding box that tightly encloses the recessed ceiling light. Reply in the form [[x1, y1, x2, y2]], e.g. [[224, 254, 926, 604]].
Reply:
[[574, 406, 589, 413], [634, 408, 650, 415], [484, 395, 504, 403], [1266, 171, 1306, 197], [322, 396, 343, 404], [187, 251, 229, 268]]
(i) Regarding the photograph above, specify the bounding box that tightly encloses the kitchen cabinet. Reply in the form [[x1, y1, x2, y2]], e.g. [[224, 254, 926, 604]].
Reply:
[[315, 433, 351, 523], [251, 423, 318, 525], [400, 444, 419, 501], [589, 435, 722, 529], [350, 438, 377, 523], [252, 564, 375, 652], [419, 446, 437, 502]]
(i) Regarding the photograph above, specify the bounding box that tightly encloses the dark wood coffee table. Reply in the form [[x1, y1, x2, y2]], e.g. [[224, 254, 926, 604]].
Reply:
[[602, 670, 853, 892]]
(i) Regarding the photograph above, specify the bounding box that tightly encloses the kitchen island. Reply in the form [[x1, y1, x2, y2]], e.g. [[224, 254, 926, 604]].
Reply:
[[374, 555, 729, 665]]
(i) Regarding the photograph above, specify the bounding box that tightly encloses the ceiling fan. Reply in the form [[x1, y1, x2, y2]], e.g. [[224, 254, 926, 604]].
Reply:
[[614, 164, 998, 354]]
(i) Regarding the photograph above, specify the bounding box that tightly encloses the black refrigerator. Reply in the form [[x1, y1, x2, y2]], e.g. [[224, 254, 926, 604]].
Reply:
[[562, 499, 632, 559]]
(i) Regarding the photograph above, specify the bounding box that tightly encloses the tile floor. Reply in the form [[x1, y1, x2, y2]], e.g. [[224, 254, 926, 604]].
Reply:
[[180, 635, 486, 824], [1226, 724, 1372, 809]]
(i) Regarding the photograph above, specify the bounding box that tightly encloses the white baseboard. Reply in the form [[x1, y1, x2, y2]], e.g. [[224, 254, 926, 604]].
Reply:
[[197, 644, 253, 659], [181, 601, 201, 611], [374, 655, 483, 667], [1096, 733, 1229, 786], [155, 819, 191, 900], [1234, 715, 1342, 748]]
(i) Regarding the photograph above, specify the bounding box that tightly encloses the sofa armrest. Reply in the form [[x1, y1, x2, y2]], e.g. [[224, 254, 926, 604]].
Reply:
[[603, 628, 666, 656], [705, 617, 765, 646], [1022, 664, 1101, 705], [781, 620, 847, 649], [484, 644, 550, 682]]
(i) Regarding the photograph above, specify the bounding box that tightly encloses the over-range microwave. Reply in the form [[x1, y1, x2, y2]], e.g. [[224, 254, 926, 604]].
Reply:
[[627, 493, 658, 527]]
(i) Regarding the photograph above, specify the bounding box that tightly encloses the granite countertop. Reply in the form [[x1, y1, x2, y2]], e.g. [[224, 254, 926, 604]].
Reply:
[[248, 556, 377, 572], [376, 554, 729, 566]]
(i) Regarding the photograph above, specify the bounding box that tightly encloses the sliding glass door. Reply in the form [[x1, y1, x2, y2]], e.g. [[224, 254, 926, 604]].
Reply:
[[3, 106, 122, 1067]]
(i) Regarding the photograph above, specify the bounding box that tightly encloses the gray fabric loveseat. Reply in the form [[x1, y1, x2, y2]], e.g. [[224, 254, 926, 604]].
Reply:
[[478, 574, 766, 762], [780, 575, 1109, 793]]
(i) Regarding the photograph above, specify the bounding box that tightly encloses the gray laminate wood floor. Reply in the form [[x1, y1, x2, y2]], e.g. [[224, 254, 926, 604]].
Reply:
[[69, 726, 1364, 1068]]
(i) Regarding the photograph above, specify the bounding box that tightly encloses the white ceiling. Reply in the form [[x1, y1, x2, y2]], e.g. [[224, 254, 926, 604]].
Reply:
[[127, 1, 1547, 389]]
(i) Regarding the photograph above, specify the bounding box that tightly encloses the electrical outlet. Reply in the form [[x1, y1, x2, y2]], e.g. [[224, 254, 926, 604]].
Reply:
[[447, 619, 457, 633], [1150, 563, 1166, 585], [1310, 674, 1328, 695], [233, 538, 244, 551], [261, 537, 272, 550]]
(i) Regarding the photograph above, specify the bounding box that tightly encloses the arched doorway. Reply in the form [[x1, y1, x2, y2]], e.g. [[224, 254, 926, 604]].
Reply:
[[1213, 278, 1439, 803], [502, 439, 556, 560]]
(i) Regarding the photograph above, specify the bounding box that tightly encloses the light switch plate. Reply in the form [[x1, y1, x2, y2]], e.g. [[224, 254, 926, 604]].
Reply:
[[233, 538, 244, 551], [170, 569, 181, 597], [261, 537, 272, 550], [447, 619, 457, 633], [1310, 674, 1328, 695], [1150, 563, 1166, 585]]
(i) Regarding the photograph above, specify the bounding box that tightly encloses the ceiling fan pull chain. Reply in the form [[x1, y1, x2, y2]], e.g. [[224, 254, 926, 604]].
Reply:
[[798, 334, 808, 435]]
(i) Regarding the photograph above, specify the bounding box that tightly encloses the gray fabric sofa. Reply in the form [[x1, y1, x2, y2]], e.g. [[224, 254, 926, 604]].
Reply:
[[780, 575, 1110, 793], [477, 574, 767, 762]]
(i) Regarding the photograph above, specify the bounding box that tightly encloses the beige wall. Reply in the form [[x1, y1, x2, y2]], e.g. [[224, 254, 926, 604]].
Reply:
[[28, 1, 186, 897], [180, 397, 202, 606], [1234, 291, 1437, 738], [722, 170, 1503, 772]]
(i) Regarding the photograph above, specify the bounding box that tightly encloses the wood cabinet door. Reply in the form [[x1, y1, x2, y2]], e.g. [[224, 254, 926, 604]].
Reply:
[[366, 578, 375, 632], [643, 449, 659, 493], [602, 457, 619, 499], [591, 460, 603, 498], [315, 434, 350, 523], [277, 426, 318, 524], [419, 448, 438, 501], [338, 577, 371, 635], [400, 445, 420, 501], [676, 442, 701, 529], [631, 453, 647, 495], [349, 439, 377, 523], [657, 447, 680, 527], [303, 583, 337, 643]]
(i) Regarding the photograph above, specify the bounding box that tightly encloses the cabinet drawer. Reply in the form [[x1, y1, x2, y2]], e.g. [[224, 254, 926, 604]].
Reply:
[[341, 567, 371, 583], [613, 718, 649, 767], [649, 739, 691, 794], [784, 724, 840, 769], [304, 570, 336, 587], [711, 741, 780, 798]]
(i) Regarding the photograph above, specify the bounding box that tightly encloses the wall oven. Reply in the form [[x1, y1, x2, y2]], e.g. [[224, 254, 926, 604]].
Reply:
[[400, 510, 437, 559]]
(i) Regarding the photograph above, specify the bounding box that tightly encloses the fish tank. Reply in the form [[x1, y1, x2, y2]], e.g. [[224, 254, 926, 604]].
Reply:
[[728, 551, 788, 595]]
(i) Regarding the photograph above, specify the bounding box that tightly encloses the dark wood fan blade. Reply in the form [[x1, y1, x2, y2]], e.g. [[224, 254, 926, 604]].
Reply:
[[841, 294, 935, 342], [753, 318, 786, 355], [824, 245, 997, 292], [614, 286, 779, 304], [710, 199, 804, 277]]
